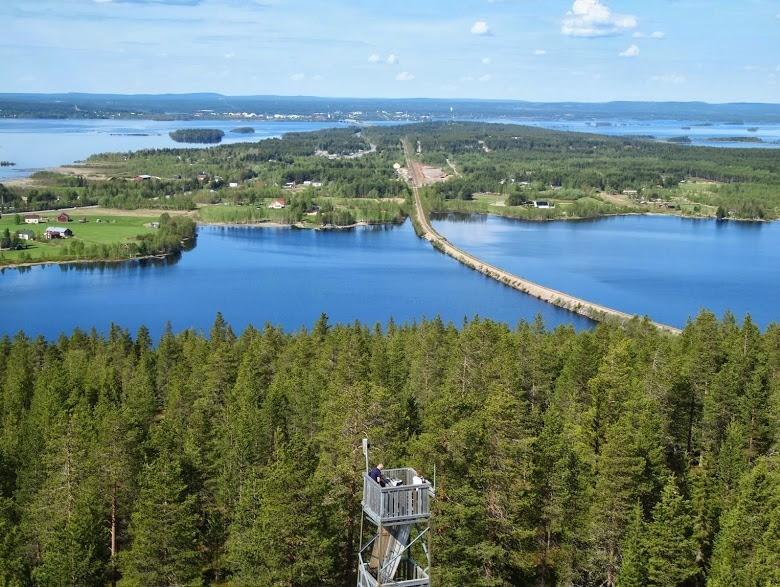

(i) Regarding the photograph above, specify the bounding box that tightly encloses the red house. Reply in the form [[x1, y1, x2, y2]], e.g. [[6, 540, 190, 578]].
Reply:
[[57, 212, 71, 223]]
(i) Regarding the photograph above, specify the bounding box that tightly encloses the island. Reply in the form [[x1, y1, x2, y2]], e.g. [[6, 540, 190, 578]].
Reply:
[[230, 126, 255, 134], [169, 128, 225, 144]]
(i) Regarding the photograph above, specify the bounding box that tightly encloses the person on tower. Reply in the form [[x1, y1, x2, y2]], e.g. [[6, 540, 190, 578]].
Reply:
[[368, 463, 387, 487]]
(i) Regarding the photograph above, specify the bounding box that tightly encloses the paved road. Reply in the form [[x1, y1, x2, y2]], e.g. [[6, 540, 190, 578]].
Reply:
[[402, 139, 682, 334]]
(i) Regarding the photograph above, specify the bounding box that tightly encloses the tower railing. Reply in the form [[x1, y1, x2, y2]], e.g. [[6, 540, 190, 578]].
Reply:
[[362, 468, 431, 527], [357, 552, 429, 587]]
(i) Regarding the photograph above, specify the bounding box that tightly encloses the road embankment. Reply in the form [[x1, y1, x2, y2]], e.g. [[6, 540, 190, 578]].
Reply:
[[402, 140, 682, 335]]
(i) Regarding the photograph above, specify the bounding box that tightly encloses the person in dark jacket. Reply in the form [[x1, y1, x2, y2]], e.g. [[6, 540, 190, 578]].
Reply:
[[368, 463, 386, 487]]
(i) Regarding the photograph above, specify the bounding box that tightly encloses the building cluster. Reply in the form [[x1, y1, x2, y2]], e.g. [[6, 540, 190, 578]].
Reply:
[[18, 212, 75, 241]]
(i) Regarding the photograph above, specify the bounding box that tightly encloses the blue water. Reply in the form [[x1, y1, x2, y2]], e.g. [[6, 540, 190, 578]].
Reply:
[[492, 118, 780, 149], [0, 119, 349, 180], [0, 221, 591, 339], [433, 214, 780, 329]]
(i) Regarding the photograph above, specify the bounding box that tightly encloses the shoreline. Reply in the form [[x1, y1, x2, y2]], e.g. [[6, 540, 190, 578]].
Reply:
[[0, 252, 174, 272], [435, 208, 774, 224], [197, 219, 402, 230]]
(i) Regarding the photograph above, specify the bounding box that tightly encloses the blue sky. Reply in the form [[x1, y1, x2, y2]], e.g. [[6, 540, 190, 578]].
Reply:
[[2, 0, 779, 102]]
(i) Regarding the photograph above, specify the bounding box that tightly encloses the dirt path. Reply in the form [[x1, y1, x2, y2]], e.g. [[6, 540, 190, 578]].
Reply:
[[402, 139, 681, 334]]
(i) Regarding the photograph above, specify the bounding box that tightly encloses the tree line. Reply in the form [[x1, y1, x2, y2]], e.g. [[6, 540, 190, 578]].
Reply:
[[0, 312, 777, 586]]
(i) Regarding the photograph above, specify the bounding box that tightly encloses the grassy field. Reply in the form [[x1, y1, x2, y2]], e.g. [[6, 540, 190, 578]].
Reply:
[[197, 197, 406, 227], [0, 211, 156, 265]]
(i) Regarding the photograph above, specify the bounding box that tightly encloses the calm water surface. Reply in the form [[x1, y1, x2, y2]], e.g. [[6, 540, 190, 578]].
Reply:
[[497, 118, 780, 149], [433, 214, 780, 329], [0, 221, 591, 339], [0, 119, 349, 180]]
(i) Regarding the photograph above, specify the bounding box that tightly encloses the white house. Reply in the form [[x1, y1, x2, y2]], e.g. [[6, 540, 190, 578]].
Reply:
[[24, 214, 41, 224], [268, 198, 286, 209], [532, 200, 555, 209]]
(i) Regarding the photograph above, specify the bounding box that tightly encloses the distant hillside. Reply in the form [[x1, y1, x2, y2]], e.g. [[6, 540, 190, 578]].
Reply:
[[1, 92, 779, 122]]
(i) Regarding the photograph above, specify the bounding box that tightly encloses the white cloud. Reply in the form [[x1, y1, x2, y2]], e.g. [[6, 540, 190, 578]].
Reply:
[[562, 0, 637, 37], [533, 49, 547, 56], [368, 53, 381, 63], [396, 71, 415, 81], [290, 73, 305, 81], [386, 53, 399, 65], [471, 20, 491, 35], [312, 74, 324, 81], [651, 73, 686, 85], [634, 31, 665, 39], [478, 73, 492, 82], [619, 44, 640, 57], [481, 57, 492, 65]]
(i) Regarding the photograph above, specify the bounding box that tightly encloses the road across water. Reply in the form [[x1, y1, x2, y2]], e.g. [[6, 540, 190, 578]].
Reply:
[[402, 139, 682, 335]]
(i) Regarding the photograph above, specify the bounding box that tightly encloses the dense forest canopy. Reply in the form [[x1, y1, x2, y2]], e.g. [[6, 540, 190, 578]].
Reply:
[[169, 129, 225, 144], [0, 312, 777, 586]]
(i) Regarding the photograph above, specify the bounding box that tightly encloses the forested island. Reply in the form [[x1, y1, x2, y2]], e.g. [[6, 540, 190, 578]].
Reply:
[[169, 128, 225, 144], [230, 126, 255, 134], [0, 312, 776, 585]]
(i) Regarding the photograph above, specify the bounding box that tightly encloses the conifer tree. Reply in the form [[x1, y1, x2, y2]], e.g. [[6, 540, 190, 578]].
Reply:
[[645, 477, 697, 586], [617, 503, 646, 587], [708, 454, 780, 586], [121, 425, 202, 586]]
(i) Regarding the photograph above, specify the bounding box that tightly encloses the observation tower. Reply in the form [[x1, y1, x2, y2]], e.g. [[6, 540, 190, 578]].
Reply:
[[357, 439, 433, 587]]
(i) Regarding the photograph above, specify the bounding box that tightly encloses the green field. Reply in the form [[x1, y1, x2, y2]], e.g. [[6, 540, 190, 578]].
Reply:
[[197, 196, 406, 227], [0, 211, 156, 265]]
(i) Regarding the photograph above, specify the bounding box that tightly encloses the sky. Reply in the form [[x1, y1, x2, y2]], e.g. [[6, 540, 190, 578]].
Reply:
[[2, 0, 779, 103]]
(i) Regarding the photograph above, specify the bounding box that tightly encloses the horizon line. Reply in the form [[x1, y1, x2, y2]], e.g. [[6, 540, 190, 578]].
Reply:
[[2, 92, 780, 108]]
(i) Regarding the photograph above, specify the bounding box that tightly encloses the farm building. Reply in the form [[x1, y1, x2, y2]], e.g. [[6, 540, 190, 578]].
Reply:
[[44, 226, 73, 239]]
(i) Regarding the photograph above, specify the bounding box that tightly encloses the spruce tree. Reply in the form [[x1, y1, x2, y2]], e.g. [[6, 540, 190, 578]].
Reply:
[[645, 477, 697, 586], [617, 503, 646, 587], [121, 426, 201, 586]]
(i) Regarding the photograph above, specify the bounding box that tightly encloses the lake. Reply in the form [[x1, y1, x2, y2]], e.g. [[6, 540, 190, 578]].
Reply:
[[432, 214, 780, 329], [0, 118, 350, 181], [0, 221, 592, 339], [494, 118, 780, 149]]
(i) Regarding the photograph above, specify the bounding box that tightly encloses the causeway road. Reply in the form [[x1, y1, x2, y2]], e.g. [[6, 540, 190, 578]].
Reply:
[[401, 140, 682, 335]]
